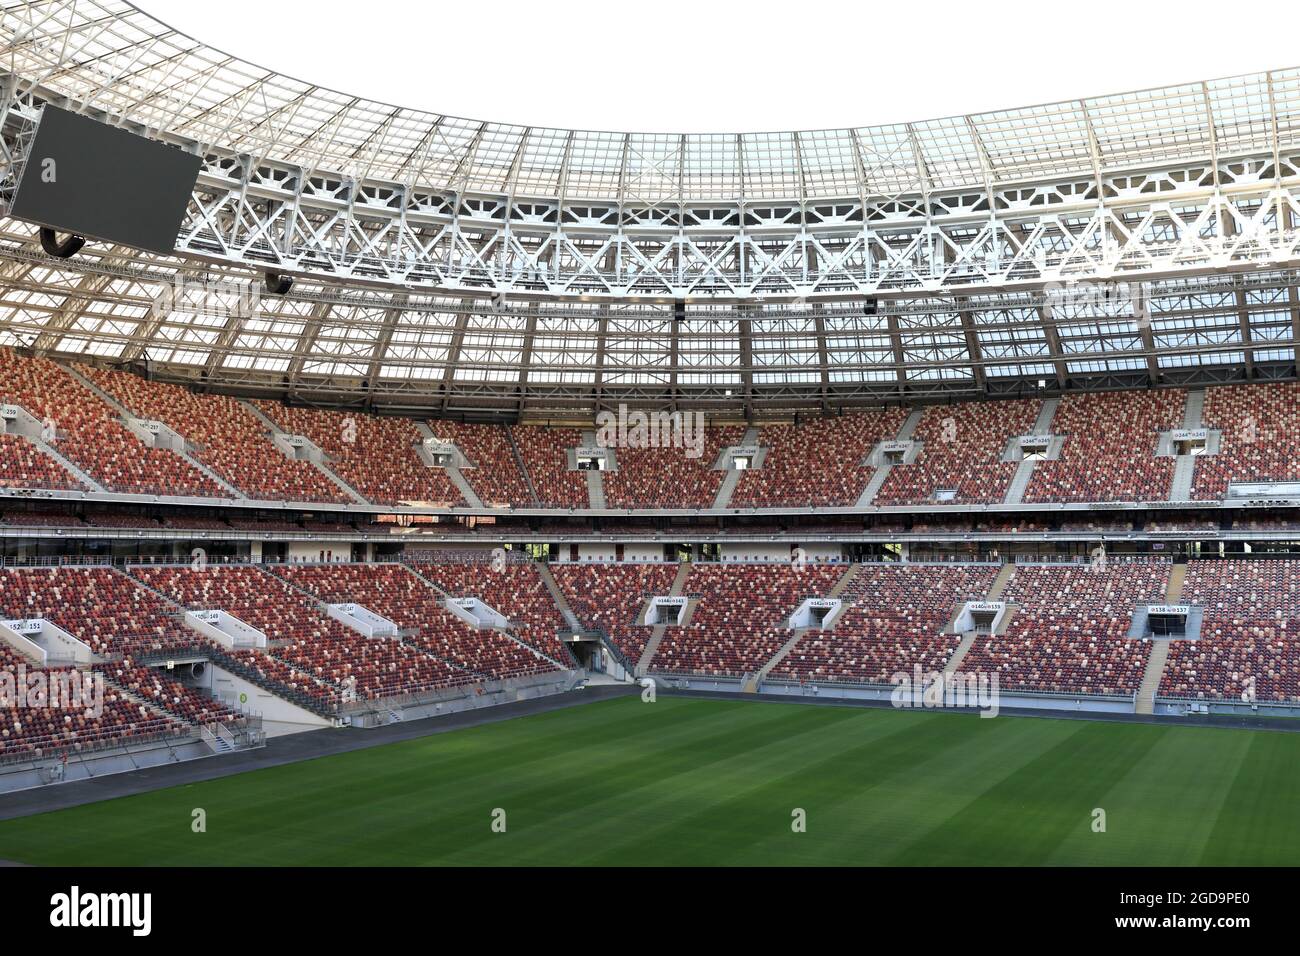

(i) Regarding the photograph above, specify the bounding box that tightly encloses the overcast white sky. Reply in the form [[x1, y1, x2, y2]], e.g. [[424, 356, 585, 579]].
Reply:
[[139, 0, 1300, 132]]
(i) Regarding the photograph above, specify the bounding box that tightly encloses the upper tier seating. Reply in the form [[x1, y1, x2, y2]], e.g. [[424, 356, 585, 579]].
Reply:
[[732, 409, 911, 507], [509, 426, 588, 507], [603, 427, 746, 508], [0, 351, 225, 496], [1024, 390, 1185, 503], [1161, 559, 1300, 703], [551, 562, 680, 664], [427, 421, 532, 507], [255, 402, 462, 506], [1192, 382, 1300, 500], [0, 566, 200, 658], [961, 563, 1170, 696], [875, 400, 1040, 505], [651, 563, 845, 676], [275, 562, 559, 680], [0, 433, 81, 490], [774, 564, 1000, 683], [79, 365, 349, 503]]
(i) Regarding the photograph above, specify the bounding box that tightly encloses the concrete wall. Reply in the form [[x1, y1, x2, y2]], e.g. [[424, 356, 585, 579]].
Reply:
[[209, 666, 332, 736]]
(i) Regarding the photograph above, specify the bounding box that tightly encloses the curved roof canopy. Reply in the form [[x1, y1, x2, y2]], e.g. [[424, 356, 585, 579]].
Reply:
[[0, 0, 1297, 416], [2, 0, 1299, 204]]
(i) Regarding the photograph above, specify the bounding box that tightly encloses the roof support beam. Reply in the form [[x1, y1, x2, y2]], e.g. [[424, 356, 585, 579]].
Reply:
[[812, 305, 830, 410], [1035, 305, 1070, 389], [439, 299, 473, 414], [516, 304, 538, 415], [1220, 211, 1256, 378], [883, 309, 908, 394], [737, 310, 755, 419], [364, 293, 409, 404], [955, 297, 986, 393], [32, 269, 120, 354], [285, 301, 334, 386]]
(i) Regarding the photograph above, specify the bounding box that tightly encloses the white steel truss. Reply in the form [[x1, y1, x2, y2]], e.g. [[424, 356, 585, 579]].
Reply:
[[1, 1, 1300, 301], [0, 0, 1298, 413]]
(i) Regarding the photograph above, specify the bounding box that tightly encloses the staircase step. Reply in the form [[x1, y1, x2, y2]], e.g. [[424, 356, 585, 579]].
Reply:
[[943, 632, 979, 676], [1004, 458, 1037, 505], [1136, 641, 1171, 715], [987, 563, 1016, 600], [444, 466, 484, 508], [504, 426, 541, 505], [585, 469, 606, 509]]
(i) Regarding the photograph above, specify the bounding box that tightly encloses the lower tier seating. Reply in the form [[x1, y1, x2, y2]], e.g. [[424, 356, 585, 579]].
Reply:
[[774, 565, 1001, 683], [551, 562, 680, 664], [274, 562, 560, 681], [1162, 559, 1300, 703], [961, 562, 1170, 696], [650, 563, 846, 677]]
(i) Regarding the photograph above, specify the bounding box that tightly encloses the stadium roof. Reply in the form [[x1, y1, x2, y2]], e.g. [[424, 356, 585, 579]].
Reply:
[[0, 0, 1297, 416], [3, 1, 1299, 203]]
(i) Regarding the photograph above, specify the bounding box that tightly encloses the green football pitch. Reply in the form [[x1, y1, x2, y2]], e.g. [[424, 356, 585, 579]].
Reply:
[[0, 695, 1295, 866]]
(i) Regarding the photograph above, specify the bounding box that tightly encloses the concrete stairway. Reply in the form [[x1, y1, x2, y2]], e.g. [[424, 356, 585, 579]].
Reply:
[[239, 399, 282, 432], [713, 468, 743, 510], [828, 563, 863, 599], [896, 407, 926, 442], [1169, 457, 1196, 503], [712, 425, 759, 509], [857, 464, 893, 507], [413, 421, 484, 506], [398, 562, 570, 672], [63, 365, 243, 496], [1133, 562, 1188, 714], [938, 563, 1019, 677], [536, 564, 583, 631], [943, 633, 980, 677], [29, 432, 105, 492], [1004, 398, 1061, 505], [743, 563, 863, 692], [115, 565, 187, 610], [536, 563, 634, 674], [637, 562, 691, 676], [745, 627, 811, 692], [1135, 641, 1171, 715], [444, 466, 484, 508], [236, 400, 372, 505], [580, 429, 608, 508], [987, 563, 1017, 600], [1031, 397, 1061, 434], [1182, 389, 1206, 429], [857, 408, 926, 506], [503, 425, 541, 505], [1165, 562, 1188, 603], [1004, 459, 1037, 506], [1167, 390, 1206, 503], [585, 469, 607, 509], [311, 459, 371, 505]]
